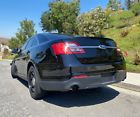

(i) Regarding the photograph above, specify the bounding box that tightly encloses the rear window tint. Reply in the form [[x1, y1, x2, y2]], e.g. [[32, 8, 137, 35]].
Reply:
[[75, 37, 116, 46], [105, 40, 116, 46], [31, 38, 38, 47], [45, 34, 72, 40], [37, 35, 49, 44]]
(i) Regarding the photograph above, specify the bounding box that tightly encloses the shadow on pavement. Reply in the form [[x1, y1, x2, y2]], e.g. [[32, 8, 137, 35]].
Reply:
[[43, 87, 119, 108], [17, 78, 119, 108], [17, 78, 28, 88]]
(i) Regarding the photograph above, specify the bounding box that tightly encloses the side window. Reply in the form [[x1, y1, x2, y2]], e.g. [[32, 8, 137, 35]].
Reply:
[[37, 35, 49, 44], [26, 38, 33, 49], [31, 38, 38, 47], [21, 40, 29, 50]]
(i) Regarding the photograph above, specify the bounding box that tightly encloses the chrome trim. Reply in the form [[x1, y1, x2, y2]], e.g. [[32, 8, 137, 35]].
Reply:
[[70, 46, 117, 49]]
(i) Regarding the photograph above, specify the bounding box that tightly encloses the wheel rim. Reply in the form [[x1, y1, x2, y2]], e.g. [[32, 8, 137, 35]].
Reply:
[[29, 70, 36, 93]]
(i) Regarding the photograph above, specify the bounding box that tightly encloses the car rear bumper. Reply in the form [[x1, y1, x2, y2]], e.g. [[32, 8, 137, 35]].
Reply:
[[39, 70, 126, 91]]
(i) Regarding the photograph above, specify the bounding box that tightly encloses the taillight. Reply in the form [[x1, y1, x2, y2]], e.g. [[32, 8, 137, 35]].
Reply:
[[73, 74, 88, 79], [116, 47, 122, 55], [52, 42, 85, 55]]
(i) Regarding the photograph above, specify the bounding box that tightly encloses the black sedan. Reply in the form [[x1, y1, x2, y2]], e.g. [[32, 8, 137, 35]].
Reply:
[[11, 33, 126, 99]]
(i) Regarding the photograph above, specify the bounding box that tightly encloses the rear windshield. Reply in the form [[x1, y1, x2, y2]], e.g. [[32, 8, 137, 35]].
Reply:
[[75, 37, 116, 47], [37, 34, 49, 44], [105, 40, 116, 46], [45, 34, 72, 40], [37, 33, 72, 44]]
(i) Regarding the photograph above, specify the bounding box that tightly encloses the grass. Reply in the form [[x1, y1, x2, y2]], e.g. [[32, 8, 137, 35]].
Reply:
[[109, 10, 134, 28], [2, 54, 15, 60], [126, 63, 140, 73], [103, 25, 140, 51], [0, 51, 15, 60]]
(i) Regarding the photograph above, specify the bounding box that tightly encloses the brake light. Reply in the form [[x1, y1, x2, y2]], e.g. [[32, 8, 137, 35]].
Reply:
[[73, 75, 88, 79], [52, 42, 85, 55], [116, 47, 122, 55]]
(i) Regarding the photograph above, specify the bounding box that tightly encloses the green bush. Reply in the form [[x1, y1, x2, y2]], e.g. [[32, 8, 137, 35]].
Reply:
[[77, 7, 108, 37], [2, 49, 15, 60], [131, 3, 140, 16]]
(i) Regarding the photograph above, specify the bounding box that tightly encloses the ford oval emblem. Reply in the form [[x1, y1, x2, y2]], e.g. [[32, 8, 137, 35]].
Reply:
[[98, 45, 107, 49]]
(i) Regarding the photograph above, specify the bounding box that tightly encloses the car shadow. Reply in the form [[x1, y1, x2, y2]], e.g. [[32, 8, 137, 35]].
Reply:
[[17, 78, 119, 108], [17, 78, 28, 88], [43, 87, 119, 108]]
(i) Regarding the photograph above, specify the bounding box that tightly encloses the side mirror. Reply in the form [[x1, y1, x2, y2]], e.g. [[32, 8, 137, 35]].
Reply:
[[12, 48, 21, 54], [17, 48, 22, 53]]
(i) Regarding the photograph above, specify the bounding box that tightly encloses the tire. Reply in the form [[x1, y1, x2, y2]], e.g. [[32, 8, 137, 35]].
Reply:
[[27, 66, 45, 100], [11, 63, 18, 79]]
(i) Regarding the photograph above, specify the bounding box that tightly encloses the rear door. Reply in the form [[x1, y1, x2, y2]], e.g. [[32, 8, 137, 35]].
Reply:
[[21, 37, 38, 77], [15, 40, 29, 76]]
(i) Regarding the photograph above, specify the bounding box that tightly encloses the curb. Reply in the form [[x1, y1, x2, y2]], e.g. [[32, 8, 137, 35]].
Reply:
[[112, 82, 140, 92]]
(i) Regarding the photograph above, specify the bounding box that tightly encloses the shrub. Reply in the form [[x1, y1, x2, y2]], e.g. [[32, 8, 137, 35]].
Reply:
[[120, 29, 129, 37], [2, 48, 10, 59], [123, 51, 128, 57], [77, 7, 108, 37], [131, 3, 140, 16], [134, 52, 140, 65]]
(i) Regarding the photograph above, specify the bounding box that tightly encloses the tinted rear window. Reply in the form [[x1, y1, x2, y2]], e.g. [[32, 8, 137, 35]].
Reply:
[[45, 34, 72, 40], [31, 38, 38, 47], [75, 37, 116, 46], [105, 40, 116, 46], [37, 35, 49, 44]]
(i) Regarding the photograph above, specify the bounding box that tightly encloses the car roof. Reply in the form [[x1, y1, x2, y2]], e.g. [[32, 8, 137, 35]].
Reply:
[[35, 33, 114, 42], [36, 33, 73, 41]]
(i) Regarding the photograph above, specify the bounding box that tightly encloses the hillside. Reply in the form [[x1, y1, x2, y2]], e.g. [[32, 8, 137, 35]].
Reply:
[[103, 10, 140, 72], [0, 37, 9, 45]]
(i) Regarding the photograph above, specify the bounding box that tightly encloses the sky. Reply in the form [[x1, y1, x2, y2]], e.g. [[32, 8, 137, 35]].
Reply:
[[0, 0, 125, 38]]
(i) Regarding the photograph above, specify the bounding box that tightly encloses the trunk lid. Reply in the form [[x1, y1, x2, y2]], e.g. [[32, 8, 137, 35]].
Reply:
[[63, 37, 123, 64]]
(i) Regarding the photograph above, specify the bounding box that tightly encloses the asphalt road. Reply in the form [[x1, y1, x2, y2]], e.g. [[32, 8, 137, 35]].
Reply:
[[0, 60, 140, 117]]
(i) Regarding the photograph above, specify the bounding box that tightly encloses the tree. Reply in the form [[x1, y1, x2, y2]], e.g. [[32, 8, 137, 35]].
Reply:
[[77, 7, 108, 37], [17, 19, 36, 45], [9, 19, 36, 49], [125, 0, 131, 9], [9, 37, 20, 49], [40, 0, 80, 34], [107, 0, 120, 10], [131, 3, 140, 16]]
